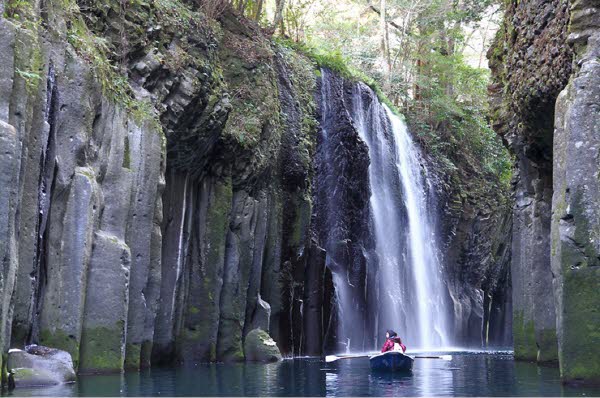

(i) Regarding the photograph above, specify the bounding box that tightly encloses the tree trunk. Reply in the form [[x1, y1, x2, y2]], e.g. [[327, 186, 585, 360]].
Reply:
[[254, 0, 264, 21], [380, 0, 391, 91], [273, 0, 286, 35]]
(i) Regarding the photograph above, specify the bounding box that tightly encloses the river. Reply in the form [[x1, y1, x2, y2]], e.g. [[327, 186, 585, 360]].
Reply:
[[5, 351, 599, 397]]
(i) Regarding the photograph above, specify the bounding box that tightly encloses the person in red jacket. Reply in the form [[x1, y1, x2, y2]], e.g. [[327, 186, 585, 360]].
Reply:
[[381, 330, 407, 353], [381, 330, 397, 352]]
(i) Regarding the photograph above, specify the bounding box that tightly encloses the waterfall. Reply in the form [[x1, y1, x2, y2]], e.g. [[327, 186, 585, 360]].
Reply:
[[352, 83, 450, 350], [316, 70, 450, 352]]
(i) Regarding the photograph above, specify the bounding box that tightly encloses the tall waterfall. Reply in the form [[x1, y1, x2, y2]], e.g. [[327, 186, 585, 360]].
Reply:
[[352, 83, 450, 350], [316, 70, 450, 353]]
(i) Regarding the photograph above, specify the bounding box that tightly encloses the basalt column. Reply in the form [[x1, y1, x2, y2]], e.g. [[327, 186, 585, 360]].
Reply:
[[488, 0, 573, 363], [552, 0, 600, 384]]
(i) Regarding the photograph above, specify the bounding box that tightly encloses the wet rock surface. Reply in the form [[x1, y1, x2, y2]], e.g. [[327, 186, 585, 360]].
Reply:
[[313, 70, 374, 352], [7, 345, 76, 388]]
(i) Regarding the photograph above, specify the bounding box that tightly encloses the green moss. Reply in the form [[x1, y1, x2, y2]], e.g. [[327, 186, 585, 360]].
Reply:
[[276, 37, 399, 114], [40, 329, 80, 370], [559, 265, 600, 383], [1, 353, 8, 388], [277, 42, 319, 178], [61, 0, 162, 129], [76, 167, 95, 181], [570, 192, 600, 267], [177, 177, 232, 362], [513, 310, 537, 361], [219, 33, 280, 150], [124, 343, 141, 370], [537, 328, 558, 363], [79, 323, 125, 373], [205, 178, 232, 268], [11, 368, 41, 378], [3, 0, 34, 21], [10, 20, 44, 100], [178, 327, 216, 361], [244, 328, 282, 362], [218, 344, 245, 362]]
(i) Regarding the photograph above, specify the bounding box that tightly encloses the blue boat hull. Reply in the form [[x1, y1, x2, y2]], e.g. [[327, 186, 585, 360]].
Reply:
[[369, 351, 414, 372]]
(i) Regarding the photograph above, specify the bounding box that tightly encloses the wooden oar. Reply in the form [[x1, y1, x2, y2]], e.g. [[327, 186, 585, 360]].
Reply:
[[325, 353, 452, 363], [414, 355, 453, 360], [325, 354, 373, 363]]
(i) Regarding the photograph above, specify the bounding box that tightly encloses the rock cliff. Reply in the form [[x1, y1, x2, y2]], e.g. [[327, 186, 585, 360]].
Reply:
[[0, 0, 328, 372], [489, 0, 599, 384], [0, 0, 513, 376]]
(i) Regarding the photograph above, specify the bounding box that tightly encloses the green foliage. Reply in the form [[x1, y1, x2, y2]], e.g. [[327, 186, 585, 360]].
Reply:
[[3, 0, 33, 20], [66, 15, 136, 114], [408, 48, 512, 188], [276, 37, 401, 115], [272, 0, 511, 193], [15, 68, 42, 91]]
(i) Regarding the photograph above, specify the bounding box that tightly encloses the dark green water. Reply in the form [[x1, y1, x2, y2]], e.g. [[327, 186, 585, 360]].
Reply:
[[5, 352, 600, 396]]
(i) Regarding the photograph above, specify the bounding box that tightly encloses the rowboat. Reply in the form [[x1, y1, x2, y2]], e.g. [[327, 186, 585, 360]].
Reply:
[[369, 351, 414, 372]]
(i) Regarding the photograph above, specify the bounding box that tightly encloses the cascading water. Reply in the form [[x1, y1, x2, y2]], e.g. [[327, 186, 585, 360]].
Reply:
[[352, 83, 450, 350], [316, 69, 450, 353]]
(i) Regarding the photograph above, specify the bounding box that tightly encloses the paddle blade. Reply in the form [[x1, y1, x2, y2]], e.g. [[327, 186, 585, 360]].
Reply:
[[325, 355, 338, 363], [440, 355, 453, 361]]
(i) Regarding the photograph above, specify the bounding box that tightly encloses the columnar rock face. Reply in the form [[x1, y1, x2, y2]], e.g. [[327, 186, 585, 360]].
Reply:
[[1, 0, 165, 374], [435, 174, 513, 348], [488, 0, 573, 363], [552, 0, 600, 384], [490, 0, 600, 384], [0, 0, 333, 371]]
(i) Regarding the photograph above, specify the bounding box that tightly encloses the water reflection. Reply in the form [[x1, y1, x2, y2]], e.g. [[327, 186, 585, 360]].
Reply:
[[3, 353, 599, 397]]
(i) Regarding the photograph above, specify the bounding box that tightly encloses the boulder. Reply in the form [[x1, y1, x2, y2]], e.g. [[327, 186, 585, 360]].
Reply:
[[7, 345, 76, 388], [244, 329, 282, 362]]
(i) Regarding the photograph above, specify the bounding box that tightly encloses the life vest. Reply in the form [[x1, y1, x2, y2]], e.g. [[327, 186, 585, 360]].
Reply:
[[393, 338, 407, 353]]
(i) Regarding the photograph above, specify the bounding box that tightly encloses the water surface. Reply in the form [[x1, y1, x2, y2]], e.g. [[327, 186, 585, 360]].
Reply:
[[5, 352, 599, 396]]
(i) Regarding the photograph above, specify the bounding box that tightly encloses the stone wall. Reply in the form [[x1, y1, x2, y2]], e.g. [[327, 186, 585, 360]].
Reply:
[[489, 0, 600, 384], [488, 0, 573, 363], [0, 0, 333, 372], [552, 0, 600, 384], [0, 8, 165, 374]]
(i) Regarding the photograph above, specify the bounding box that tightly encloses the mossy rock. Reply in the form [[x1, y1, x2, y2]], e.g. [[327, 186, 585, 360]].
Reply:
[[244, 329, 282, 363], [8, 368, 58, 388], [79, 325, 125, 373], [7, 345, 76, 389], [512, 310, 537, 361]]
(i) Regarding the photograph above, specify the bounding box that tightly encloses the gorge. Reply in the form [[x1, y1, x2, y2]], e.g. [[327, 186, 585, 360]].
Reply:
[[0, 0, 598, 391]]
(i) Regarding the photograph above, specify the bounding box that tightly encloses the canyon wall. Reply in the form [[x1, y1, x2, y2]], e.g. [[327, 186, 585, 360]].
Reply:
[[1, 0, 513, 376], [489, 0, 599, 384], [0, 0, 332, 372]]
